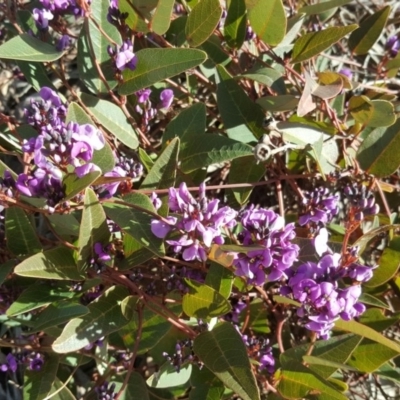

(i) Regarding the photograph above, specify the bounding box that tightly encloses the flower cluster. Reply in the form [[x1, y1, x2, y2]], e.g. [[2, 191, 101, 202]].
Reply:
[[343, 183, 379, 221], [97, 155, 143, 198], [242, 334, 275, 374], [299, 187, 339, 227], [233, 206, 299, 285], [95, 381, 116, 400], [0, 352, 44, 373], [107, 0, 128, 28], [162, 340, 200, 373], [282, 253, 373, 338], [39, 0, 90, 17], [151, 183, 237, 262], [16, 87, 105, 210]]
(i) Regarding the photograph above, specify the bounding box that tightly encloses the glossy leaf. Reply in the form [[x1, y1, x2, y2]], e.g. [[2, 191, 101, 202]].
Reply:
[[334, 319, 400, 353], [224, 0, 246, 49], [151, 0, 175, 35], [0, 33, 63, 62], [63, 170, 102, 201], [52, 286, 129, 353], [200, 34, 232, 66], [119, 48, 207, 95], [238, 67, 286, 94], [5, 207, 42, 257], [217, 65, 265, 142], [163, 102, 206, 146], [193, 322, 260, 400], [7, 282, 75, 317], [299, 0, 353, 14], [277, 360, 347, 400], [81, 92, 139, 149], [228, 155, 265, 205], [348, 6, 391, 55], [246, 0, 286, 46], [185, 0, 222, 47], [23, 354, 59, 400], [14, 246, 84, 280], [356, 119, 400, 177], [77, 188, 110, 271], [292, 25, 358, 63], [205, 262, 234, 299], [147, 363, 192, 388], [103, 193, 165, 256], [141, 137, 179, 190], [77, 0, 121, 93], [180, 135, 253, 173], [349, 96, 396, 127], [183, 279, 231, 319], [30, 303, 89, 332], [256, 95, 299, 112], [16, 61, 55, 92], [365, 237, 400, 287]]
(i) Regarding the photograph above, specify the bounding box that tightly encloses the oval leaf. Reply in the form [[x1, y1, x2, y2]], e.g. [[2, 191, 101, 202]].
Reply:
[[356, 119, 400, 177], [292, 25, 358, 63], [0, 33, 63, 62], [185, 0, 222, 47], [348, 6, 391, 55], [150, 0, 175, 35], [246, 0, 286, 46], [224, 0, 246, 49], [193, 322, 260, 400], [119, 48, 207, 95]]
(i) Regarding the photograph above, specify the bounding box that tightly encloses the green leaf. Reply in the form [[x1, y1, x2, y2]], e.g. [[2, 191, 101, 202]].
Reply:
[[0, 259, 14, 286], [205, 262, 234, 299], [163, 103, 206, 146], [66, 101, 93, 125], [180, 135, 253, 173], [119, 372, 150, 400], [238, 67, 286, 94], [299, 0, 353, 14], [238, 298, 271, 334], [48, 377, 76, 400], [119, 48, 207, 95], [353, 224, 400, 255], [7, 282, 75, 317], [150, 0, 175, 35], [224, 0, 246, 49], [46, 213, 80, 237], [16, 61, 55, 92], [349, 96, 396, 127], [217, 65, 265, 142], [77, 188, 110, 271], [120, 298, 181, 353], [0, 33, 63, 62], [63, 170, 101, 201], [183, 279, 231, 319], [148, 363, 192, 388], [30, 303, 89, 333], [81, 92, 139, 149], [200, 34, 232, 66], [282, 333, 362, 379], [78, 10, 121, 94], [359, 293, 390, 309], [228, 155, 265, 205], [348, 6, 391, 55], [5, 207, 42, 257], [189, 385, 225, 400], [141, 138, 179, 190], [292, 25, 358, 63], [256, 95, 299, 112], [246, 0, 286, 46], [103, 193, 165, 257], [193, 322, 260, 400], [277, 360, 347, 400], [52, 286, 129, 353], [24, 354, 59, 400], [365, 237, 400, 287], [185, 0, 222, 47], [356, 119, 400, 178], [14, 246, 84, 280], [334, 319, 400, 353]]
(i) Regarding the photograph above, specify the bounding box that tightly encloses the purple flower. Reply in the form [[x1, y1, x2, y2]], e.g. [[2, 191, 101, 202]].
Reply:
[[338, 68, 353, 80], [56, 34, 71, 51], [32, 8, 54, 31], [158, 89, 174, 109], [151, 182, 237, 262], [29, 353, 44, 371], [137, 88, 152, 104], [94, 243, 111, 262], [112, 40, 137, 71], [299, 188, 339, 226], [0, 354, 18, 373], [386, 35, 400, 57], [232, 206, 299, 285]]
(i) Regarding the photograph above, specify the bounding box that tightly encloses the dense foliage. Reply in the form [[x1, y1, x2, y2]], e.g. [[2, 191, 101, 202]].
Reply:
[[0, 0, 400, 399]]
